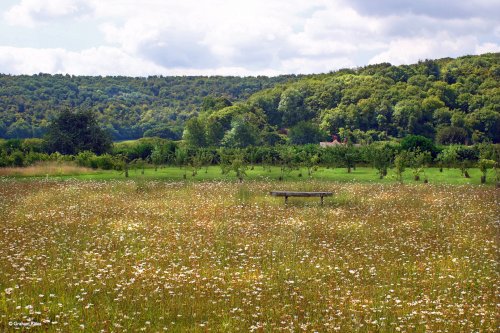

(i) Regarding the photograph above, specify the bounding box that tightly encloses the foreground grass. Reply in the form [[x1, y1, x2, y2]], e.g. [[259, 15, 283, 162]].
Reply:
[[0, 179, 498, 332], [1, 163, 495, 186]]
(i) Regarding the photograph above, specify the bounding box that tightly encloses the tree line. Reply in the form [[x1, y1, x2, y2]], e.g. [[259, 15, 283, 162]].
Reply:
[[2, 134, 498, 184], [1, 53, 498, 146]]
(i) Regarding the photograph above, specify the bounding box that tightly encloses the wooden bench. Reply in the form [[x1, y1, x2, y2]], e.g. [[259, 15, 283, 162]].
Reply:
[[270, 191, 333, 205]]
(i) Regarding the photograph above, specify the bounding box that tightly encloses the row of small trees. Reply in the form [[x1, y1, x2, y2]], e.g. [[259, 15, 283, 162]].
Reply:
[[1, 136, 499, 184], [147, 143, 500, 184]]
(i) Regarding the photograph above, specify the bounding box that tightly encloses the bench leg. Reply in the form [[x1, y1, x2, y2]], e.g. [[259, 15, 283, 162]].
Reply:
[[285, 196, 288, 204], [320, 196, 324, 205]]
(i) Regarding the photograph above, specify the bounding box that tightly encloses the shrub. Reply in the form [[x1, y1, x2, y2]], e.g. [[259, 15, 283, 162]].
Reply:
[[76, 151, 96, 168], [400, 135, 437, 156], [9, 150, 25, 167], [0, 149, 8, 167], [94, 154, 116, 170], [24, 152, 50, 165], [21, 138, 46, 153]]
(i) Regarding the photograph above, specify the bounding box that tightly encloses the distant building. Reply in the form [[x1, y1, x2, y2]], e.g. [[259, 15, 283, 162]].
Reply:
[[320, 135, 346, 148]]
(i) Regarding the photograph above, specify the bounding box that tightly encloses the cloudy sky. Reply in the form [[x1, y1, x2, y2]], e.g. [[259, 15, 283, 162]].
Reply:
[[0, 0, 499, 76]]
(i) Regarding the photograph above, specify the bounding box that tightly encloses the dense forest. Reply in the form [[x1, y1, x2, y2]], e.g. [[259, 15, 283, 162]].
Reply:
[[0, 53, 499, 145], [0, 74, 300, 140], [185, 53, 499, 147]]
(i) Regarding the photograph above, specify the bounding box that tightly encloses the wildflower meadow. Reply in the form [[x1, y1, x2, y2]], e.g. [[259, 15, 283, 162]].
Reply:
[[0, 179, 498, 332]]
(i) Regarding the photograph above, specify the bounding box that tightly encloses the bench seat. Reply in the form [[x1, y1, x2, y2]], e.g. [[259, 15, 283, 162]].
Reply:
[[270, 191, 333, 204]]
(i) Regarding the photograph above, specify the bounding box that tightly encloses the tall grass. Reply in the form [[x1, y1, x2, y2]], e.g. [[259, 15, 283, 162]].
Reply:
[[0, 180, 498, 332], [0, 162, 96, 177]]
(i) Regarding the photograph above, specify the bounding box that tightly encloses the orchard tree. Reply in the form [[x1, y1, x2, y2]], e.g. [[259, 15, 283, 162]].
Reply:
[[436, 145, 458, 172], [369, 144, 393, 179], [175, 147, 189, 179], [335, 145, 359, 173], [218, 148, 247, 182], [150, 144, 170, 171], [407, 149, 431, 181], [297, 150, 320, 177], [478, 159, 495, 184], [277, 145, 295, 181], [393, 152, 407, 183]]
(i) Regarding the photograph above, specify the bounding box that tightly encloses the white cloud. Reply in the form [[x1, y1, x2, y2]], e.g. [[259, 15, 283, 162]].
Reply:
[[344, 0, 500, 19], [0, 45, 285, 76], [281, 57, 355, 74], [1, 0, 499, 75], [0, 46, 165, 76], [4, 0, 91, 27], [475, 43, 500, 54], [368, 33, 478, 65]]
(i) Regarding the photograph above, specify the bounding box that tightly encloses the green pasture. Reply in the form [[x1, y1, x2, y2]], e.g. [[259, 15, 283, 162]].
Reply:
[[4, 165, 493, 186]]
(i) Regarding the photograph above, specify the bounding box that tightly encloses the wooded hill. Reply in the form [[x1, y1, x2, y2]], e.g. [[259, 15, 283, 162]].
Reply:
[[1, 53, 499, 144], [187, 53, 499, 147], [0, 74, 300, 140]]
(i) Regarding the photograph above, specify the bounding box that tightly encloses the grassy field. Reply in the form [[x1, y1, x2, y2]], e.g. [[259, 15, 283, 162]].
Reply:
[[0, 179, 498, 332], [0, 162, 496, 186]]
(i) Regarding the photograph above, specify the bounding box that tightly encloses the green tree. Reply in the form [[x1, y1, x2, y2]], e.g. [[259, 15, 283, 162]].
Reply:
[[435, 126, 468, 145], [221, 115, 259, 148], [478, 143, 500, 184], [199, 149, 215, 173], [183, 118, 207, 148], [205, 118, 225, 147], [456, 146, 479, 178], [335, 145, 359, 173], [289, 121, 326, 145], [175, 147, 189, 179], [297, 150, 320, 177], [201, 96, 232, 113], [277, 146, 295, 181], [228, 153, 247, 183], [143, 126, 180, 140], [407, 149, 431, 181], [44, 110, 111, 155], [150, 144, 169, 171], [188, 152, 203, 177], [400, 135, 436, 155], [478, 159, 495, 184], [278, 87, 313, 127], [466, 108, 500, 143], [436, 145, 458, 172], [393, 152, 407, 183], [218, 148, 247, 182], [369, 144, 393, 179], [9, 150, 25, 167]]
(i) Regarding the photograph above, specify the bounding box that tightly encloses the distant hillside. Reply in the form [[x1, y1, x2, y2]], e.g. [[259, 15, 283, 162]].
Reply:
[[1, 53, 499, 144], [0, 74, 300, 140], [187, 53, 499, 146]]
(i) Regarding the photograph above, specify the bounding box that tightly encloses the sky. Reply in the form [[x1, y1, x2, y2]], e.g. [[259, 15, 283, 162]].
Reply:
[[0, 0, 499, 77]]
